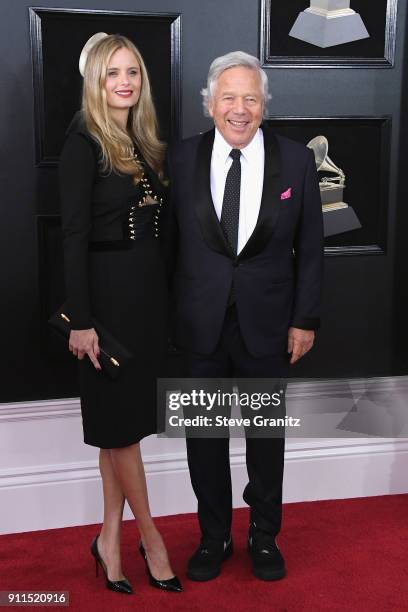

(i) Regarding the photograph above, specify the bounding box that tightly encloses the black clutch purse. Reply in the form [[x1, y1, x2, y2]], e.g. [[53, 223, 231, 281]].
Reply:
[[48, 303, 134, 380]]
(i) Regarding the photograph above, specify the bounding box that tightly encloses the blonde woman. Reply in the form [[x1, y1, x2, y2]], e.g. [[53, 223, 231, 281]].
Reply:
[[59, 34, 181, 594]]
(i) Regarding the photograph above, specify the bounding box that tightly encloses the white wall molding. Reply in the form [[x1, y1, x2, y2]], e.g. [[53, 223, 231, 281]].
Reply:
[[2, 374, 407, 420], [2, 437, 408, 490], [1, 377, 408, 534], [0, 398, 79, 422]]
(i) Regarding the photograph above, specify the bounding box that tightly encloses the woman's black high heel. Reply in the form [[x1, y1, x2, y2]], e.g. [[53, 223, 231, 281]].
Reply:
[[139, 543, 183, 592], [90, 535, 133, 595]]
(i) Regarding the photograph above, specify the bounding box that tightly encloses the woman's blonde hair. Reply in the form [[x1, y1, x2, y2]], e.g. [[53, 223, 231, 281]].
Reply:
[[82, 34, 165, 183]]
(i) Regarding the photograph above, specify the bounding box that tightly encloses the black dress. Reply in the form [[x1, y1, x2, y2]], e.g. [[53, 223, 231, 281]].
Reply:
[[59, 116, 168, 448]]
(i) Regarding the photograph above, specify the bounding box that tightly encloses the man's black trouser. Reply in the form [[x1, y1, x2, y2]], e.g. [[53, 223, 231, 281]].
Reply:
[[184, 304, 289, 541]]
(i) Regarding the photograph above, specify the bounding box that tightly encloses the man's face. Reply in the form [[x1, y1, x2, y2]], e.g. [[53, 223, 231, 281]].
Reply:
[[208, 66, 264, 149]]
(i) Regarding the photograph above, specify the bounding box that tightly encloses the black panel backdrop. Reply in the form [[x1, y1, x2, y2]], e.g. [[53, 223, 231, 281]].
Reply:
[[393, 14, 408, 374], [36, 10, 175, 162], [267, 0, 388, 59], [267, 117, 390, 252], [0, 0, 406, 402]]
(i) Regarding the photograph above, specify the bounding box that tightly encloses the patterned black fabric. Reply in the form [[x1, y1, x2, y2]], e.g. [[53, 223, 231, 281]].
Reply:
[[220, 149, 241, 255]]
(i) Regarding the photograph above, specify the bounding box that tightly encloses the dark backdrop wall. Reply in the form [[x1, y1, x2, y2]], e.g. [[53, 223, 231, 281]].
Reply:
[[0, 0, 407, 402], [393, 11, 408, 375]]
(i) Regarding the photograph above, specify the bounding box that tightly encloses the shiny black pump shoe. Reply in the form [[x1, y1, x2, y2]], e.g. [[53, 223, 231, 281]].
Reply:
[[139, 543, 183, 592], [90, 535, 133, 595]]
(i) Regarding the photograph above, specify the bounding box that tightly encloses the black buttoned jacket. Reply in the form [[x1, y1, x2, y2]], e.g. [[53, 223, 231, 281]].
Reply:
[[59, 113, 166, 329]]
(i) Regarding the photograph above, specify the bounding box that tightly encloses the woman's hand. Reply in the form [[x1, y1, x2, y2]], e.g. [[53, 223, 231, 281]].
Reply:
[[69, 328, 101, 371]]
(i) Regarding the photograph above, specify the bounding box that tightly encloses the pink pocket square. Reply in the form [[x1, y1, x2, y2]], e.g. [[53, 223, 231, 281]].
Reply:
[[280, 188, 292, 201]]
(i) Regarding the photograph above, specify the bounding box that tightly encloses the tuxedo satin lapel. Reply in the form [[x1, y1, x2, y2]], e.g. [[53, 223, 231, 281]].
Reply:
[[194, 129, 234, 258], [238, 125, 282, 261]]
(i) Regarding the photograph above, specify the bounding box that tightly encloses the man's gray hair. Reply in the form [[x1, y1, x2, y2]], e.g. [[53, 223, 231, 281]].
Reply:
[[201, 51, 271, 117]]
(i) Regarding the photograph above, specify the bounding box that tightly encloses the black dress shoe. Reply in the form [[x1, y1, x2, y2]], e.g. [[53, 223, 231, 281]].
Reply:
[[247, 524, 286, 581], [90, 535, 133, 594], [187, 536, 233, 581], [139, 544, 183, 592]]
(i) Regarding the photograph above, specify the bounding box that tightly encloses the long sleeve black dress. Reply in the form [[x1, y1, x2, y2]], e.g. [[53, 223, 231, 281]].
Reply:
[[59, 114, 168, 448]]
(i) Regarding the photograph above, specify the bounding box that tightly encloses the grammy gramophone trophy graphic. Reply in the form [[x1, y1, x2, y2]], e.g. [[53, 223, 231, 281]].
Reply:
[[289, 1, 369, 48], [307, 135, 361, 237]]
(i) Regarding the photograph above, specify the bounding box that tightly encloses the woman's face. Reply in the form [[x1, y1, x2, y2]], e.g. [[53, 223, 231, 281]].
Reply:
[[104, 47, 142, 113]]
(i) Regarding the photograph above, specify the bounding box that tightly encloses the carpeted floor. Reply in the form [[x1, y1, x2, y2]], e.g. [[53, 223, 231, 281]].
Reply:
[[1, 495, 407, 611]]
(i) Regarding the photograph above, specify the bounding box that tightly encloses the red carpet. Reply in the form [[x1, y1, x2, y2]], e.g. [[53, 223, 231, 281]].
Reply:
[[1, 495, 408, 611]]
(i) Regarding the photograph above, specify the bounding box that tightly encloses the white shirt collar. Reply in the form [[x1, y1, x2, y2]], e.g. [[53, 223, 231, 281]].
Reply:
[[213, 127, 263, 164]]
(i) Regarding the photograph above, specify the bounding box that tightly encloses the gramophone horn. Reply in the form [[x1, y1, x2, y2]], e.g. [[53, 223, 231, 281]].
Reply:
[[307, 135, 328, 169], [307, 135, 345, 181]]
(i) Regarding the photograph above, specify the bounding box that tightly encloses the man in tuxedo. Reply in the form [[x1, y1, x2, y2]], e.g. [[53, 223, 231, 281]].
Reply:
[[166, 51, 323, 581]]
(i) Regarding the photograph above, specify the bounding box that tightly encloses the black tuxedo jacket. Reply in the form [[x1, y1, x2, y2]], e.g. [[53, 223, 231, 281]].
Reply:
[[166, 125, 324, 357]]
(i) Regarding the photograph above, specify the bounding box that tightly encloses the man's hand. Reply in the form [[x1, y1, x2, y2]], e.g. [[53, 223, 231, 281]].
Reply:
[[287, 327, 315, 364], [69, 328, 101, 371]]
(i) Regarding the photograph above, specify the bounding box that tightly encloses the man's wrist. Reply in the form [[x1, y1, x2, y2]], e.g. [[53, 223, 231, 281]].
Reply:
[[290, 317, 320, 331]]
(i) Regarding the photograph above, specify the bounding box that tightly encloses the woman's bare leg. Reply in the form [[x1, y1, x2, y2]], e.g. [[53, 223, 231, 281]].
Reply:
[[97, 448, 126, 581], [110, 443, 175, 580]]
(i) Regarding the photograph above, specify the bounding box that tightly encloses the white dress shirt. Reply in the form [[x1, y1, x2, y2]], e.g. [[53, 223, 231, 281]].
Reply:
[[210, 127, 264, 255]]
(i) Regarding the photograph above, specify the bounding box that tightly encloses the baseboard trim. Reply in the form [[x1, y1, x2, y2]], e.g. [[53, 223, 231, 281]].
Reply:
[[2, 374, 407, 420], [1, 437, 408, 490], [0, 398, 79, 422]]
